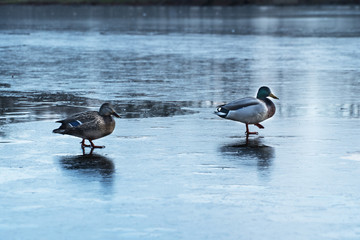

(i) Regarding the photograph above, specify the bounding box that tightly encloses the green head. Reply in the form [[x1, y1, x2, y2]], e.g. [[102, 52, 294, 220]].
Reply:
[[256, 86, 279, 100], [99, 103, 121, 118]]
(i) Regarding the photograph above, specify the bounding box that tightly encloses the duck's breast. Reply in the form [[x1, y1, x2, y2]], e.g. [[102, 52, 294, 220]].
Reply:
[[103, 116, 116, 136], [264, 98, 276, 119], [84, 116, 115, 140]]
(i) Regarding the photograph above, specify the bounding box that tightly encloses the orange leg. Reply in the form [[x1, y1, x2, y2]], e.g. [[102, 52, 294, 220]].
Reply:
[[81, 139, 91, 148], [89, 140, 105, 149], [81, 139, 105, 149], [245, 124, 258, 135], [82, 145, 95, 155]]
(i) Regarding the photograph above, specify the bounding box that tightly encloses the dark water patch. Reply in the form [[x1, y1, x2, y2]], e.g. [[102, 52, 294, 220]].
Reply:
[[0, 91, 90, 124], [115, 100, 196, 118], [0, 83, 11, 88], [0, 91, 198, 125], [1, 32, 31, 36]]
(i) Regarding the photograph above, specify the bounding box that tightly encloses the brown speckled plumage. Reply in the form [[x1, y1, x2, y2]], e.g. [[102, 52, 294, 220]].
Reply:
[[53, 103, 120, 148]]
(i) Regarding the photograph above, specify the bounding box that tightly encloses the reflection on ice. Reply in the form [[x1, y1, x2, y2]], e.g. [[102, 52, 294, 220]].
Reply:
[[220, 137, 275, 172], [58, 153, 115, 195], [59, 153, 115, 180]]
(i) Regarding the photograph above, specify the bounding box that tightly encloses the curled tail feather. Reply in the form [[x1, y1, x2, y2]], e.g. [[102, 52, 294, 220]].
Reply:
[[215, 105, 229, 118]]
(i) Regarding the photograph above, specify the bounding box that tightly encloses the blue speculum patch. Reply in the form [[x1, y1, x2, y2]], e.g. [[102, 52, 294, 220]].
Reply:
[[69, 120, 81, 127]]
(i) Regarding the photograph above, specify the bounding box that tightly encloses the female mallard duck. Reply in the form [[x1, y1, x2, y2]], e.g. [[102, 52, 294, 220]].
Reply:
[[53, 103, 120, 148], [215, 86, 279, 135]]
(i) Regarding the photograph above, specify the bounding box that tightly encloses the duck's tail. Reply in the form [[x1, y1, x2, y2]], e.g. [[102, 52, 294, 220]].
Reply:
[[53, 121, 66, 134], [214, 105, 229, 118], [53, 128, 66, 134]]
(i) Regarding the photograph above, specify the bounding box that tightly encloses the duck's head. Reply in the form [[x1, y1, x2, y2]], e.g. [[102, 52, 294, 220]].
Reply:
[[99, 103, 121, 118], [257, 86, 279, 100]]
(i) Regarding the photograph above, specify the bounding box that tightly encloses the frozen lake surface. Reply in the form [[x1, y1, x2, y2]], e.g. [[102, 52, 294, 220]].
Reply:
[[1, 5, 360, 239]]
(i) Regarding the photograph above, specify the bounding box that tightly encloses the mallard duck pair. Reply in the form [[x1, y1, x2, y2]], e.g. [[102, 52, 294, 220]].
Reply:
[[53, 86, 278, 149]]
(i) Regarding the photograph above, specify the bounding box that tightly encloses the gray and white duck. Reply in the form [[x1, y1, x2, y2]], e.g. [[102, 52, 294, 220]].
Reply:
[[215, 86, 279, 135]]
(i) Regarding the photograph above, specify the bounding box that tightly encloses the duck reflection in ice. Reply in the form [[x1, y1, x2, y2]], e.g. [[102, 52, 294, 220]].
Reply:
[[220, 137, 275, 174], [59, 153, 115, 188]]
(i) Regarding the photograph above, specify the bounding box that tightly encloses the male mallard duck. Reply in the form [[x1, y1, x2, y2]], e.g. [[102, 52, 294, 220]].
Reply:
[[53, 103, 120, 148], [215, 86, 279, 135]]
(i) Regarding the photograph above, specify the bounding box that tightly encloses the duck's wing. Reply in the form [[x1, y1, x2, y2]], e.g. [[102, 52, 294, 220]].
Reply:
[[219, 97, 260, 110], [53, 111, 99, 135], [57, 111, 98, 126], [216, 97, 268, 123]]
